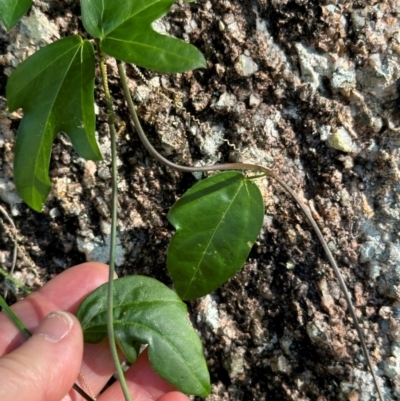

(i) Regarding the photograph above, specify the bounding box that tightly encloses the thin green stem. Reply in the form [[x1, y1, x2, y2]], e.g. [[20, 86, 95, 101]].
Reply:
[[98, 49, 132, 401], [117, 60, 384, 401], [0, 266, 32, 295], [0, 295, 31, 338]]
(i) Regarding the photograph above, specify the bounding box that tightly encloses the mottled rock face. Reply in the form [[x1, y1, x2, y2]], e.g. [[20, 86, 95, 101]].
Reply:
[[1, 0, 400, 400]]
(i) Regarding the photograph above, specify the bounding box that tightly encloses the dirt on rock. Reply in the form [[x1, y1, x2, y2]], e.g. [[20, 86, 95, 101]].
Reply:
[[1, 1, 400, 400]]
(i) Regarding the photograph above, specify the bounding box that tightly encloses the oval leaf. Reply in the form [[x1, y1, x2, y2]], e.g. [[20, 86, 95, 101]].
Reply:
[[6, 35, 102, 211], [81, 0, 206, 73], [167, 171, 264, 300], [76, 276, 210, 397], [0, 0, 32, 30]]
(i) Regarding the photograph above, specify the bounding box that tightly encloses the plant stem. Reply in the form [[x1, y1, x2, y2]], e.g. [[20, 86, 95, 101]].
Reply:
[[0, 266, 32, 294], [0, 295, 31, 338], [98, 49, 133, 401], [117, 60, 384, 401]]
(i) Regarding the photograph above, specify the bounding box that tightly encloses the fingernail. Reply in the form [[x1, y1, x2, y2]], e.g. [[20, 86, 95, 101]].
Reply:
[[34, 311, 74, 343]]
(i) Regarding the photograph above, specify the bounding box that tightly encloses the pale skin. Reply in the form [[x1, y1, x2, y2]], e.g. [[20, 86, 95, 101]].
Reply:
[[0, 262, 191, 401]]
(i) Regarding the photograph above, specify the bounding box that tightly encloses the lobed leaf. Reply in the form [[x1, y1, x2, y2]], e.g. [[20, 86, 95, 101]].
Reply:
[[76, 276, 210, 397], [0, 0, 32, 30], [81, 0, 206, 73], [6, 35, 102, 211], [167, 171, 265, 300]]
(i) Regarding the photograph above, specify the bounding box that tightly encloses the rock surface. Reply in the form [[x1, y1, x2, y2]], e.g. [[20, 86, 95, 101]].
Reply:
[[1, 1, 400, 400]]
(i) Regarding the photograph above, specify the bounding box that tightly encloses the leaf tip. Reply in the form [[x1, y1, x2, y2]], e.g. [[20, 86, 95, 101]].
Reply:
[[198, 55, 207, 69]]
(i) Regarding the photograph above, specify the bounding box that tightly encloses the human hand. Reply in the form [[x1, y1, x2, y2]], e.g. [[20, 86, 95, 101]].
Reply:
[[0, 262, 191, 401]]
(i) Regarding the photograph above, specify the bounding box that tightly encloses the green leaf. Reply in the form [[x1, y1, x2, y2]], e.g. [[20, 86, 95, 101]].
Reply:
[[81, 0, 206, 73], [6, 35, 102, 212], [76, 276, 210, 396], [0, 0, 32, 30], [80, 0, 131, 38], [167, 171, 264, 300]]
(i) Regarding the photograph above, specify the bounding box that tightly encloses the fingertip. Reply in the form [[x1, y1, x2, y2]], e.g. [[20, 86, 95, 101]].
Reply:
[[63, 262, 117, 282], [68, 262, 112, 279], [33, 310, 75, 343], [156, 391, 191, 401]]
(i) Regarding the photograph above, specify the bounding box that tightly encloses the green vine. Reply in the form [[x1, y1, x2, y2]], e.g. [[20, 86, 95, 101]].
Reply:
[[0, 1, 385, 401]]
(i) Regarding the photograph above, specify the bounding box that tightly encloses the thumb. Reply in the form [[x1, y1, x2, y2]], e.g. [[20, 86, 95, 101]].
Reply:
[[0, 311, 84, 401]]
